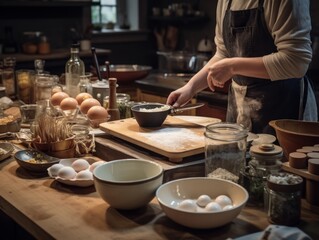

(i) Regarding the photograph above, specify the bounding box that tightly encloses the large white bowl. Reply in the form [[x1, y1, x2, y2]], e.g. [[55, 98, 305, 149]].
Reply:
[[156, 177, 248, 229], [93, 159, 163, 210]]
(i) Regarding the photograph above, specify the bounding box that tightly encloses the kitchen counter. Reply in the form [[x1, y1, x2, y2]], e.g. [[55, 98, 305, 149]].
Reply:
[[0, 136, 318, 240], [135, 73, 228, 108]]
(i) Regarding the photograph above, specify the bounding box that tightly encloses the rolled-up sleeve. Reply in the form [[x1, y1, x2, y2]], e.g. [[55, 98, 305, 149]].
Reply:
[[263, 0, 312, 80]]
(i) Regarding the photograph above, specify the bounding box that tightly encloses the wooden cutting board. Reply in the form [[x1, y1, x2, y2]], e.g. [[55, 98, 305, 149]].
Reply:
[[99, 116, 219, 162]]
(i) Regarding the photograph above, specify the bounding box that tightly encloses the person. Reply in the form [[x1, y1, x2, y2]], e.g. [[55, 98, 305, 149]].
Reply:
[[166, 0, 318, 134]]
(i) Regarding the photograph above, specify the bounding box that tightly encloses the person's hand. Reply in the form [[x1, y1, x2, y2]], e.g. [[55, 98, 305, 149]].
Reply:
[[207, 58, 233, 91], [166, 84, 194, 107]]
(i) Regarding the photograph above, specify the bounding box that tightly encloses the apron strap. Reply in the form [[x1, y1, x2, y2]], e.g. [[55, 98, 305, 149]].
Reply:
[[227, 0, 233, 10]]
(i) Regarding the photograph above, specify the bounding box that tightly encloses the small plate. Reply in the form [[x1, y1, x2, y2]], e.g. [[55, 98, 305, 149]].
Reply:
[[0, 142, 14, 162], [15, 149, 60, 173], [48, 158, 101, 187]]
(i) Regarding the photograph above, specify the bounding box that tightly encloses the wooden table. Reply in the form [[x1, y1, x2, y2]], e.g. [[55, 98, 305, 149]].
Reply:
[[0, 138, 318, 240]]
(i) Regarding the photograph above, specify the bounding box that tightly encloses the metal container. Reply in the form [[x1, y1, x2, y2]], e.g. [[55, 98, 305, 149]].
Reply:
[[157, 51, 209, 73]]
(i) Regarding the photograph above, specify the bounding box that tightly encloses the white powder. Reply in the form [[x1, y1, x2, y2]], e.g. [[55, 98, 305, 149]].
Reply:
[[138, 127, 204, 150], [138, 105, 170, 112]]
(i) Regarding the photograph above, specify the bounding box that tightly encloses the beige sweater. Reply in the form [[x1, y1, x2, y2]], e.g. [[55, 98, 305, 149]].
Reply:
[[214, 0, 312, 80]]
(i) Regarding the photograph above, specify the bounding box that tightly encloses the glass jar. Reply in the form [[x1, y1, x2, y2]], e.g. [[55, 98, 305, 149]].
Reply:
[[16, 69, 35, 104], [241, 144, 283, 206], [266, 173, 303, 226], [204, 122, 248, 183], [3, 57, 16, 99], [103, 93, 131, 119]]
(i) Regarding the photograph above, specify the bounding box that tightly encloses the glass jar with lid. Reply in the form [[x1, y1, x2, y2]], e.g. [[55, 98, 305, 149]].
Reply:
[[266, 173, 303, 226], [241, 143, 283, 206]]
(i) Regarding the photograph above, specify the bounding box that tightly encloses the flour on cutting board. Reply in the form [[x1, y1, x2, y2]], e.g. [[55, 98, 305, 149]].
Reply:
[[137, 127, 205, 151]]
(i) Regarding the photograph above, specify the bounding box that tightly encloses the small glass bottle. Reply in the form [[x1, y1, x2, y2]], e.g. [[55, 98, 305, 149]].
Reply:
[[241, 144, 283, 206], [266, 173, 303, 226], [65, 43, 85, 98], [204, 122, 248, 183], [103, 93, 130, 119], [77, 74, 92, 95]]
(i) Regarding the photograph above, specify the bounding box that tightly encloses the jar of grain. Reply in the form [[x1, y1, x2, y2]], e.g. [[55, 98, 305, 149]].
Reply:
[[204, 122, 248, 183], [266, 173, 303, 226]]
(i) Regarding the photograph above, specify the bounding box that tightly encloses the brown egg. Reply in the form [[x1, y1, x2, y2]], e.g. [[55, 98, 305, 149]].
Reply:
[[60, 97, 78, 110], [76, 92, 93, 105], [87, 106, 109, 120], [51, 92, 69, 106], [80, 98, 101, 114]]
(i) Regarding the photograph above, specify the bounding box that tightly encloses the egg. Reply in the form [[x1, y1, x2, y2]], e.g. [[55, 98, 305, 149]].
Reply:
[[177, 199, 197, 212], [87, 106, 109, 120], [196, 194, 212, 208], [60, 97, 78, 110], [215, 195, 233, 208], [80, 98, 101, 114], [48, 163, 64, 177], [76, 92, 93, 105], [71, 158, 90, 172], [57, 166, 77, 180], [76, 170, 93, 180], [204, 201, 222, 212], [89, 161, 104, 172], [223, 205, 234, 211], [51, 92, 69, 106]]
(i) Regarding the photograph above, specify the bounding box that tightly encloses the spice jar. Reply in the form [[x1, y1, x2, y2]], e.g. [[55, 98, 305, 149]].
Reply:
[[103, 93, 130, 119], [204, 122, 248, 183], [266, 173, 303, 226], [3, 57, 16, 99], [241, 144, 283, 206]]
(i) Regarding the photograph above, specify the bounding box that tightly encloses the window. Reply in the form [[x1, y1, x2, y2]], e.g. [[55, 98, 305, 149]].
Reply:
[[91, 0, 117, 26]]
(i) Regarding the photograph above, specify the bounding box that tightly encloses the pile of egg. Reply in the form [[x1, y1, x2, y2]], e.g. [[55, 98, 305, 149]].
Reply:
[[177, 194, 234, 212], [48, 158, 104, 181], [50, 92, 109, 122]]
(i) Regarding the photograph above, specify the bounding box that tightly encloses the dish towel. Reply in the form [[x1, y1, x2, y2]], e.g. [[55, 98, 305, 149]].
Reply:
[[258, 225, 312, 240]]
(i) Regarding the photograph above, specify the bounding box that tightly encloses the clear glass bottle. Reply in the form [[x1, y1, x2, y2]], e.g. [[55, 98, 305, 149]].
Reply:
[[65, 43, 85, 98], [241, 144, 283, 206], [204, 122, 248, 183], [266, 173, 303, 226]]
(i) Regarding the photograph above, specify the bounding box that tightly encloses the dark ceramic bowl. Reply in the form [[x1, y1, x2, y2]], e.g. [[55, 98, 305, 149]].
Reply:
[[131, 103, 171, 128], [15, 149, 60, 173]]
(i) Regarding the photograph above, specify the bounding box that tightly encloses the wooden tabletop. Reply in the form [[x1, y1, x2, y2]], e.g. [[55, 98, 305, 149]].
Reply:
[[0, 142, 318, 240]]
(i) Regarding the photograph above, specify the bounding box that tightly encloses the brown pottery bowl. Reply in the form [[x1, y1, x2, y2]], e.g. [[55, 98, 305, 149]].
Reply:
[[269, 119, 319, 159]]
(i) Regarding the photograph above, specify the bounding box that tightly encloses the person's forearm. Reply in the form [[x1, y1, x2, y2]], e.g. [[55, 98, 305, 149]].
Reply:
[[231, 57, 270, 79]]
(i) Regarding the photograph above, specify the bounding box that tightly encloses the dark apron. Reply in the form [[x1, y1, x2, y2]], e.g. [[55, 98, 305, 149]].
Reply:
[[223, 0, 304, 134]]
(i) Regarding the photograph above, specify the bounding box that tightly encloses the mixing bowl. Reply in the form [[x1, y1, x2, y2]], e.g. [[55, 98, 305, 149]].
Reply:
[[93, 159, 163, 210], [156, 177, 248, 229], [269, 119, 319, 159]]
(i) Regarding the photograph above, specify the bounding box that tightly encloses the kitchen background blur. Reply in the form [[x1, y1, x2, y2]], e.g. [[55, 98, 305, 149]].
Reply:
[[0, 0, 318, 114]]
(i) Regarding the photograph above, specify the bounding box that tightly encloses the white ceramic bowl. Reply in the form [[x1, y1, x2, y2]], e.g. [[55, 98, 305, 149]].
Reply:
[[93, 159, 163, 210], [156, 177, 248, 229]]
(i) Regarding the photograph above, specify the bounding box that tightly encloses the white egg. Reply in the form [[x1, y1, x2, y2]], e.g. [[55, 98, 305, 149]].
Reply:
[[177, 199, 197, 212], [196, 205, 206, 212], [196, 194, 212, 207], [89, 161, 104, 172], [223, 205, 234, 211], [205, 201, 222, 212], [76, 170, 93, 180], [71, 159, 90, 172], [215, 195, 233, 208], [58, 166, 77, 180], [48, 163, 64, 177]]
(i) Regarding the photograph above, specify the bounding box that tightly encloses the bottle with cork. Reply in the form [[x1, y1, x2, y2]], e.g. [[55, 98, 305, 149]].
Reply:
[[107, 78, 120, 121]]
